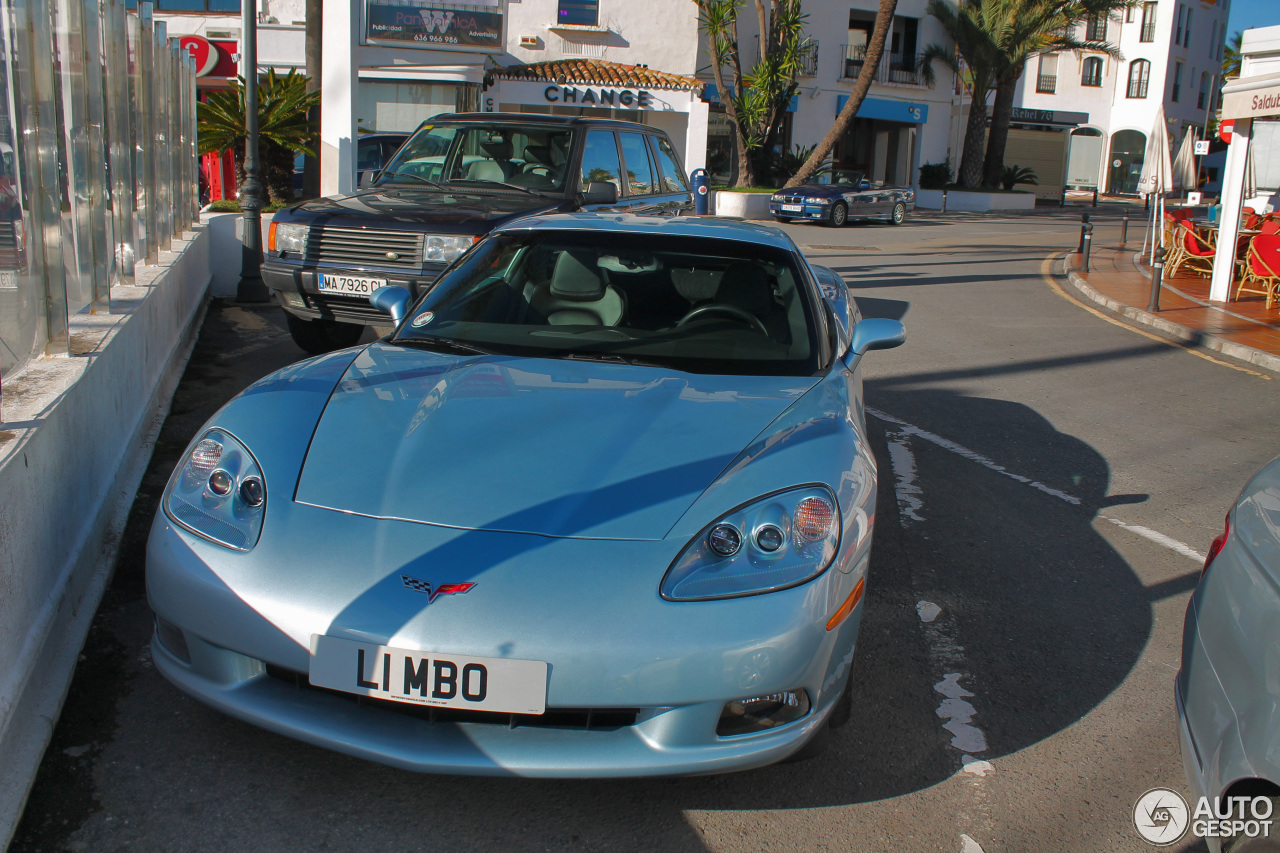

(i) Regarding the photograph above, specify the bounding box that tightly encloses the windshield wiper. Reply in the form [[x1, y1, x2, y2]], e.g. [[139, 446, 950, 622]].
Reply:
[[557, 351, 669, 369], [395, 336, 493, 356], [447, 178, 540, 196], [382, 172, 444, 189]]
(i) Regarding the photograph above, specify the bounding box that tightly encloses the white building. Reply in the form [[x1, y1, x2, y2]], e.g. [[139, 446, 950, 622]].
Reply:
[[1010, 0, 1230, 194], [157, 0, 306, 89]]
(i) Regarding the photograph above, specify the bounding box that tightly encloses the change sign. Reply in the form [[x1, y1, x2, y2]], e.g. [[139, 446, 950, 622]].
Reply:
[[366, 4, 503, 49]]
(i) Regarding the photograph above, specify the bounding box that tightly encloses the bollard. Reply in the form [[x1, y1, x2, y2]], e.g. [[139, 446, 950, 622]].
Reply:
[[1077, 212, 1091, 253], [941, 189, 948, 213], [1145, 194, 1150, 211], [1092, 187, 1099, 207], [1120, 214, 1129, 249], [1147, 246, 1165, 312], [690, 168, 709, 215], [1060, 186, 1067, 207], [1082, 220, 1094, 272]]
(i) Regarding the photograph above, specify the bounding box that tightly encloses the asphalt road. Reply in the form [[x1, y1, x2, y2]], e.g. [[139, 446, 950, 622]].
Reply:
[[13, 205, 1279, 853]]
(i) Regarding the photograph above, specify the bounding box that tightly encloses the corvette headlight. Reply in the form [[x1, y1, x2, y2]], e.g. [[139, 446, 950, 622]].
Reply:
[[164, 428, 266, 551], [661, 486, 840, 601], [425, 234, 475, 264], [272, 222, 308, 255]]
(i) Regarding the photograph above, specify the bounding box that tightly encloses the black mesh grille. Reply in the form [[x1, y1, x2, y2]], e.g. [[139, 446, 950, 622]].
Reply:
[[265, 665, 638, 731], [306, 226, 425, 270]]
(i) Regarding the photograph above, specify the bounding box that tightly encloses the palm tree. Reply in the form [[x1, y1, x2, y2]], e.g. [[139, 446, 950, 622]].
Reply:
[[919, 0, 1005, 188], [697, 0, 811, 187], [1222, 30, 1242, 79], [198, 69, 321, 204]]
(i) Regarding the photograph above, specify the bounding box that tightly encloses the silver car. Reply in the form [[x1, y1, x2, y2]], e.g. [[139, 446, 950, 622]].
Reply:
[[1178, 455, 1280, 851]]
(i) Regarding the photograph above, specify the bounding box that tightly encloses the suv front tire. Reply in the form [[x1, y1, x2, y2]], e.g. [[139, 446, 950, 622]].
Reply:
[[286, 313, 365, 354]]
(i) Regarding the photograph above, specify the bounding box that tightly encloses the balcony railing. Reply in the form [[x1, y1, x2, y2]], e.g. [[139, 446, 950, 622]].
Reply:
[[841, 44, 924, 85], [1140, 21, 1156, 41], [1127, 78, 1149, 98], [1037, 74, 1057, 93], [798, 41, 819, 76]]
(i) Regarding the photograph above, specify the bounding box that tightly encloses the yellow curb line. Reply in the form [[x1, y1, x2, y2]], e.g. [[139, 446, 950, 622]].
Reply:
[[1040, 252, 1271, 380]]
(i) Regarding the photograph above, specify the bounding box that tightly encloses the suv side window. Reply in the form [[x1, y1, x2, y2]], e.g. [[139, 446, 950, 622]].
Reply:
[[618, 132, 655, 196], [652, 137, 689, 193], [580, 130, 622, 194]]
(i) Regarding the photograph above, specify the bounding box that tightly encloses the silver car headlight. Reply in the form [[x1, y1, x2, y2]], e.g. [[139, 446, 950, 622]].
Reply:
[[164, 428, 266, 551], [273, 222, 308, 255], [661, 486, 841, 601], [425, 234, 476, 264], [806, 197, 832, 205]]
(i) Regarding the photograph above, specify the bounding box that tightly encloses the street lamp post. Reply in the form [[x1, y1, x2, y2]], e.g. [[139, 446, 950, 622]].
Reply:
[[237, 0, 269, 302]]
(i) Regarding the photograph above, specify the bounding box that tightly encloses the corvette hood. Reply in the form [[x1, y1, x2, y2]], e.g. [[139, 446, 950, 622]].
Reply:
[[294, 343, 818, 540]]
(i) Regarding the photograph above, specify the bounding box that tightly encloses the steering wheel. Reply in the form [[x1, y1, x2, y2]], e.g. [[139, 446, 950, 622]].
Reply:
[[676, 303, 769, 336]]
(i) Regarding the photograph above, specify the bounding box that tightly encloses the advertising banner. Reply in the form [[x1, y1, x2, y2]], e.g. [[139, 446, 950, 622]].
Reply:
[[365, 4, 504, 51]]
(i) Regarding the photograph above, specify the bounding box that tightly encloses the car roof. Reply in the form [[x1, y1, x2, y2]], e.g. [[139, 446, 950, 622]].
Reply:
[[490, 213, 797, 252], [424, 113, 665, 131]]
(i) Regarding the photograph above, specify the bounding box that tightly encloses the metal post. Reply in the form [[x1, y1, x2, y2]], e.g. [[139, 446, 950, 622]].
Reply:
[[1145, 194, 1150, 211], [1078, 213, 1090, 253], [237, 2, 269, 302], [1082, 220, 1094, 273], [940, 189, 947, 213], [1120, 214, 1129, 249], [1060, 186, 1066, 207], [1147, 246, 1165, 312], [1092, 187, 1098, 207]]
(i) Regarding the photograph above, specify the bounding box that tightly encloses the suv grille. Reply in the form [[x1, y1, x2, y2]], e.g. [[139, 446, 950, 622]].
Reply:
[[306, 226, 425, 270]]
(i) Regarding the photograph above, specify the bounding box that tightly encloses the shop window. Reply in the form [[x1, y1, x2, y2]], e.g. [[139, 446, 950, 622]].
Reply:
[[1081, 57, 1103, 87], [580, 130, 621, 193], [557, 0, 598, 26], [618, 132, 655, 196], [1127, 59, 1150, 98], [653, 137, 690, 193], [1140, 2, 1157, 42]]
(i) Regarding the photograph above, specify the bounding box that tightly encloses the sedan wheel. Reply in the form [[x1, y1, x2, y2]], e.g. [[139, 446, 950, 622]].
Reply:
[[891, 201, 907, 225], [773, 216, 792, 224], [827, 202, 848, 228]]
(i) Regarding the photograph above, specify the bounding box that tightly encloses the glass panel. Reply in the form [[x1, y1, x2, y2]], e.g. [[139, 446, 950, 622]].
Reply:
[[652, 137, 689, 192], [556, 0, 596, 26], [579, 130, 620, 193], [618, 132, 654, 196]]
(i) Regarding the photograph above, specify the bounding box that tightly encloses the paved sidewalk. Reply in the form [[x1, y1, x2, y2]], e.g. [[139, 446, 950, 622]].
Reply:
[[1061, 239, 1280, 375]]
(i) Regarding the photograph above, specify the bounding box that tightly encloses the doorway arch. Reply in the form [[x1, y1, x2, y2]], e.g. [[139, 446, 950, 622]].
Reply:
[[1107, 129, 1146, 194]]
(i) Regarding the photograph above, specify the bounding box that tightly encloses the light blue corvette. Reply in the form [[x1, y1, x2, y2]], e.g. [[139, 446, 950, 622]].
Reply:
[[147, 214, 904, 777]]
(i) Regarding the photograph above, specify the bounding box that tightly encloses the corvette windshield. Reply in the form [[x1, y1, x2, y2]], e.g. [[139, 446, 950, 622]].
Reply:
[[395, 230, 821, 376], [377, 123, 575, 194]]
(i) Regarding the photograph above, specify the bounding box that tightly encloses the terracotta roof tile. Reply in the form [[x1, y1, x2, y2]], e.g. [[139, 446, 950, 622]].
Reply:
[[486, 58, 703, 92]]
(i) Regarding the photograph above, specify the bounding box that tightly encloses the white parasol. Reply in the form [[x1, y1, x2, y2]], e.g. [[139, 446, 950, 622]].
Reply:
[[1138, 108, 1175, 263], [1172, 127, 1198, 194]]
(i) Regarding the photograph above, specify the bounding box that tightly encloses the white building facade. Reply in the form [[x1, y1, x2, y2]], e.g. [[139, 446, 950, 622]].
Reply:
[[1010, 0, 1230, 194]]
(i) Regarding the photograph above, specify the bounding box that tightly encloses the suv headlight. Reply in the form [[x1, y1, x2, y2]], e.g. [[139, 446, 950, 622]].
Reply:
[[661, 486, 841, 601], [163, 428, 266, 551], [272, 222, 308, 255], [425, 234, 476, 264]]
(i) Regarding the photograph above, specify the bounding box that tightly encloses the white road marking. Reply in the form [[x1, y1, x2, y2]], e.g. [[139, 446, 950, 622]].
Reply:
[[935, 673, 990, 753], [961, 834, 987, 853], [867, 407, 1207, 563], [1102, 516, 1205, 563], [917, 600, 942, 623], [961, 755, 995, 777], [885, 430, 925, 524]]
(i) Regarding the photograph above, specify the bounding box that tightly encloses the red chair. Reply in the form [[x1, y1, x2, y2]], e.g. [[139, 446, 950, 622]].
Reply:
[[1167, 220, 1216, 277], [1244, 210, 1263, 230], [1262, 219, 1280, 235], [1236, 235, 1280, 308]]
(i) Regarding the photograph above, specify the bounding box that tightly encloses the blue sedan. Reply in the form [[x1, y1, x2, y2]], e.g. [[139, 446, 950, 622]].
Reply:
[[146, 214, 904, 777], [771, 168, 915, 227]]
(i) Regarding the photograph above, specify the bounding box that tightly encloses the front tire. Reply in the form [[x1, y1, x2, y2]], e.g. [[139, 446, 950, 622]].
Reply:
[[891, 201, 907, 225], [826, 202, 848, 227], [286, 312, 364, 354], [773, 216, 793, 224]]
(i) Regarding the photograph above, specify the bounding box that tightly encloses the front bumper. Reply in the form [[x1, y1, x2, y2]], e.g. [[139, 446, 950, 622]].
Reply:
[[147, 503, 870, 777], [262, 261, 446, 326]]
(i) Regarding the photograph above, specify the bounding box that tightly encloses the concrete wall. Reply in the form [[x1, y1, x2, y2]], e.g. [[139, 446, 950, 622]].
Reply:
[[503, 0, 701, 75], [0, 222, 213, 848]]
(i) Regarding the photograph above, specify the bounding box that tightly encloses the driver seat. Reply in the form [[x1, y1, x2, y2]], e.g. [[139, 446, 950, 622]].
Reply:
[[713, 262, 785, 340], [531, 250, 625, 326]]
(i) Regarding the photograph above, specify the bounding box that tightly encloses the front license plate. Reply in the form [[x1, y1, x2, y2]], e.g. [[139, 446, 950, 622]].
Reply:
[[309, 634, 548, 714], [317, 273, 386, 296], [781, 204, 803, 212]]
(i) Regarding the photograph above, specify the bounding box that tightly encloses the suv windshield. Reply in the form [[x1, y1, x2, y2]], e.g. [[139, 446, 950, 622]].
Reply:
[[378, 123, 576, 194], [395, 230, 820, 377]]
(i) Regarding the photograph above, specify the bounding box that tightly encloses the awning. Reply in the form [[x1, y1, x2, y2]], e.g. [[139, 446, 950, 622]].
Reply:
[[835, 95, 927, 123], [1220, 70, 1280, 120]]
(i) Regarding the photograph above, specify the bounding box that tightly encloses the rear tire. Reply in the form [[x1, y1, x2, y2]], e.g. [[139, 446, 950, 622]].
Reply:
[[286, 312, 364, 354], [891, 201, 907, 225], [826, 202, 848, 228]]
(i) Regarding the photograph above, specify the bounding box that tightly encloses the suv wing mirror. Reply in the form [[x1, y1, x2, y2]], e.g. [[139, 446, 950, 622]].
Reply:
[[582, 181, 618, 206], [358, 170, 379, 189]]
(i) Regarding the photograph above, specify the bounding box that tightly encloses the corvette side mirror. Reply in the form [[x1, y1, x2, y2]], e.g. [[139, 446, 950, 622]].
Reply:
[[843, 318, 905, 369], [370, 285, 412, 328]]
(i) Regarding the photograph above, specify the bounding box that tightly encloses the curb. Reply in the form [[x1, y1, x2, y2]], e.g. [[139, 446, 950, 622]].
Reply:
[[1063, 262, 1280, 376]]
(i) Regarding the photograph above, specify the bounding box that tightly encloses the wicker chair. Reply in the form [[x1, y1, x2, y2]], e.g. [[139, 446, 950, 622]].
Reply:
[[1167, 221, 1215, 278], [1236, 235, 1280, 309]]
